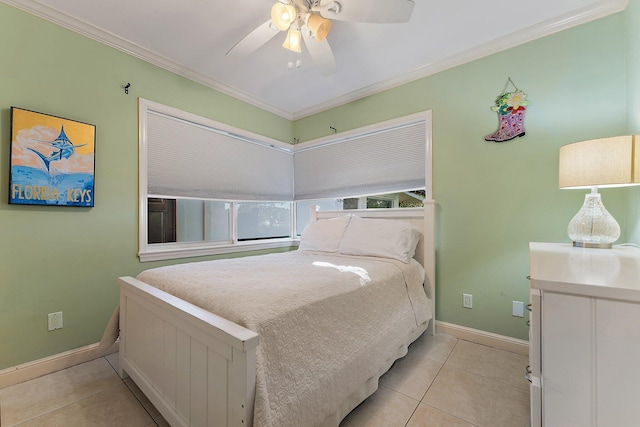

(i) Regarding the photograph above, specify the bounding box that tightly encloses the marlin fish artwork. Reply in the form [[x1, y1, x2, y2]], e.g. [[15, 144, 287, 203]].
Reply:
[[9, 107, 96, 207], [28, 125, 86, 172]]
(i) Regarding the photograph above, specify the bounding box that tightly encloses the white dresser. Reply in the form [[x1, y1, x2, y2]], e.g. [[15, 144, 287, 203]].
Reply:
[[528, 242, 640, 427]]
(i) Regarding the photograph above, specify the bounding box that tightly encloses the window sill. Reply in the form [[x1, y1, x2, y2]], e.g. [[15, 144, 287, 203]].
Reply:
[[139, 239, 300, 262]]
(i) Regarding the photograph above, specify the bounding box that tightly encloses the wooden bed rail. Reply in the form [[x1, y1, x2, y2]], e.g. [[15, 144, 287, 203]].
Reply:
[[119, 276, 258, 427]]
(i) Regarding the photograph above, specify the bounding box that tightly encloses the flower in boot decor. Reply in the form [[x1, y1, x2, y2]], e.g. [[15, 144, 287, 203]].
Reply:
[[485, 79, 530, 142]]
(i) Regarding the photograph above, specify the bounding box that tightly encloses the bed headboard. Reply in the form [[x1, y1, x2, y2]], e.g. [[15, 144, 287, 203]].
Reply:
[[312, 201, 436, 335]]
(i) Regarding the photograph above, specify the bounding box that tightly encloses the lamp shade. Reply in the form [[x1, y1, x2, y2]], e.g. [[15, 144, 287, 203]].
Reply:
[[307, 14, 331, 41], [559, 135, 640, 189], [271, 3, 296, 31]]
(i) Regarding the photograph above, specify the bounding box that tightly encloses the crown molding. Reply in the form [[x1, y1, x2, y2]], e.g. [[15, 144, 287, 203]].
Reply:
[[0, 0, 628, 121], [292, 0, 629, 119], [0, 0, 295, 120]]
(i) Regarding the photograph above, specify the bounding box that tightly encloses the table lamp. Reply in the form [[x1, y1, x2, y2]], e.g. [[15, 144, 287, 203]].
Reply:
[[559, 135, 640, 248]]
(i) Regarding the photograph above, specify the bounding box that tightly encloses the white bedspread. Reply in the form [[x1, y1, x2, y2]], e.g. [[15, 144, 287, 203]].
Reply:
[[136, 250, 431, 427]]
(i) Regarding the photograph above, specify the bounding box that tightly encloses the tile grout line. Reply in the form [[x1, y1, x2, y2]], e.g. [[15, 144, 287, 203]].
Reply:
[[7, 358, 124, 426], [419, 350, 529, 427], [445, 362, 530, 391], [404, 337, 460, 426], [11, 382, 124, 427], [102, 356, 160, 426], [421, 337, 459, 398], [412, 338, 484, 427], [442, 340, 530, 392], [123, 379, 163, 426]]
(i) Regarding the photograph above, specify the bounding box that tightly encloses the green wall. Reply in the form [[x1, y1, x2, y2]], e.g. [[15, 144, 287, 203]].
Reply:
[[0, 3, 293, 370], [295, 11, 631, 339], [0, 1, 636, 369], [626, 0, 640, 243]]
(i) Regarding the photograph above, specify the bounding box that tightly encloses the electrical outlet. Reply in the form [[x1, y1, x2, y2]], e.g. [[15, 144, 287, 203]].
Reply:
[[463, 293, 473, 309], [48, 312, 63, 331], [512, 301, 524, 317]]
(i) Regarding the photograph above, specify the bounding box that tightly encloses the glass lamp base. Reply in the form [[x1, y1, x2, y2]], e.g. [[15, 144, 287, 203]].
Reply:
[[567, 191, 620, 249]]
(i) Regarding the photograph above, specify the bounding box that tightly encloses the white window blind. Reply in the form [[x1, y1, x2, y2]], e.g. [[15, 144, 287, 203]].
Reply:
[[145, 110, 294, 201], [293, 119, 427, 200]]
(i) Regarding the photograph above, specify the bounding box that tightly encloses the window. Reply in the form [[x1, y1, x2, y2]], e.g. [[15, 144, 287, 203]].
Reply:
[[148, 198, 231, 244], [293, 113, 431, 201], [295, 199, 344, 236], [139, 99, 432, 261], [139, 99, 294, 262], [344, 194, 398, 209], [343, 189, 426, 210], [237, 202, 291, 241], [294, 190, 426, 235]]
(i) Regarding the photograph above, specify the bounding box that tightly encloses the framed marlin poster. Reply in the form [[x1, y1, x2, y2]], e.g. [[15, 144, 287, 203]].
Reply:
[[9, 107, 96, 207]]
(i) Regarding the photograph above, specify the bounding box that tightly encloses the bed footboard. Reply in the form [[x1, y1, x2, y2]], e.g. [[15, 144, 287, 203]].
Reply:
[[119, 276, 259, 427]]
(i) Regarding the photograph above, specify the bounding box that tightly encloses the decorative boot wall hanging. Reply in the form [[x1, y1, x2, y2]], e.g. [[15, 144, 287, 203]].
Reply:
[[485, 78, 530, 142]]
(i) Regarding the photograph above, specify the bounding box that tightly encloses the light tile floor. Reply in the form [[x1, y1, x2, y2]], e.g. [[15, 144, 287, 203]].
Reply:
[[0, 334, 530, 426]]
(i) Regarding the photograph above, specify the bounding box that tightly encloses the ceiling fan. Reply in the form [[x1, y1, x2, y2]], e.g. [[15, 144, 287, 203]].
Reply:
[[226, 0, 415, 76]]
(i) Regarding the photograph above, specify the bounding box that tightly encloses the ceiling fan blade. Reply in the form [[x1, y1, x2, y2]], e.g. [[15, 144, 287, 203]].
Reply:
[[314, 0, 415, 23], [226, 20, 280, 56], [302, 25, 336, 76]]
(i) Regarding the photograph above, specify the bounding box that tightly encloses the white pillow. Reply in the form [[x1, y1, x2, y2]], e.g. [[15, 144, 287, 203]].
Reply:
[[298, 214, 352, 253], [339, 216, 422, 263]]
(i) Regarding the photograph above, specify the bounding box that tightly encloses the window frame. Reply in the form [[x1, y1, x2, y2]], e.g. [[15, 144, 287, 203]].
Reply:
[[292, 111, 432, 201], [140, 199, 297, 262], [138, 99, 432, 262], [138, 99, 297, 262]]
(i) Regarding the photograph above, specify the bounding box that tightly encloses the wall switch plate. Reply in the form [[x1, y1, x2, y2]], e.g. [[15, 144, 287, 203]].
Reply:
[[48, 312, 63, 331], [512, 301, 524, 317], [463, 293, 473, 309]]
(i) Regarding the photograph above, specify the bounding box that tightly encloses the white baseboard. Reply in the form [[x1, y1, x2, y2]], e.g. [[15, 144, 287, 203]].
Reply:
[[436, 321, 529, 356], [0, 342, 119, 389], [1, 322, 527, 389]]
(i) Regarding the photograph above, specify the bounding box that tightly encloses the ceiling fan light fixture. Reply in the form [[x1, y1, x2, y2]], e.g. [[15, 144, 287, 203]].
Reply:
[[282, 27, 302, 53], [306, 14, 331, 41], [271, 2, 297, 31]]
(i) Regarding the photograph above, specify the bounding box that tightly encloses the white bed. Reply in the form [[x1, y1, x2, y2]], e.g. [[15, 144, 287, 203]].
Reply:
[[118, 204, 436, 427]]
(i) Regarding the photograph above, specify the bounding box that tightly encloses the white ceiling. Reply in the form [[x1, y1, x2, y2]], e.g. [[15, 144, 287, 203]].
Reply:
[[1, 0, 627, 119]]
